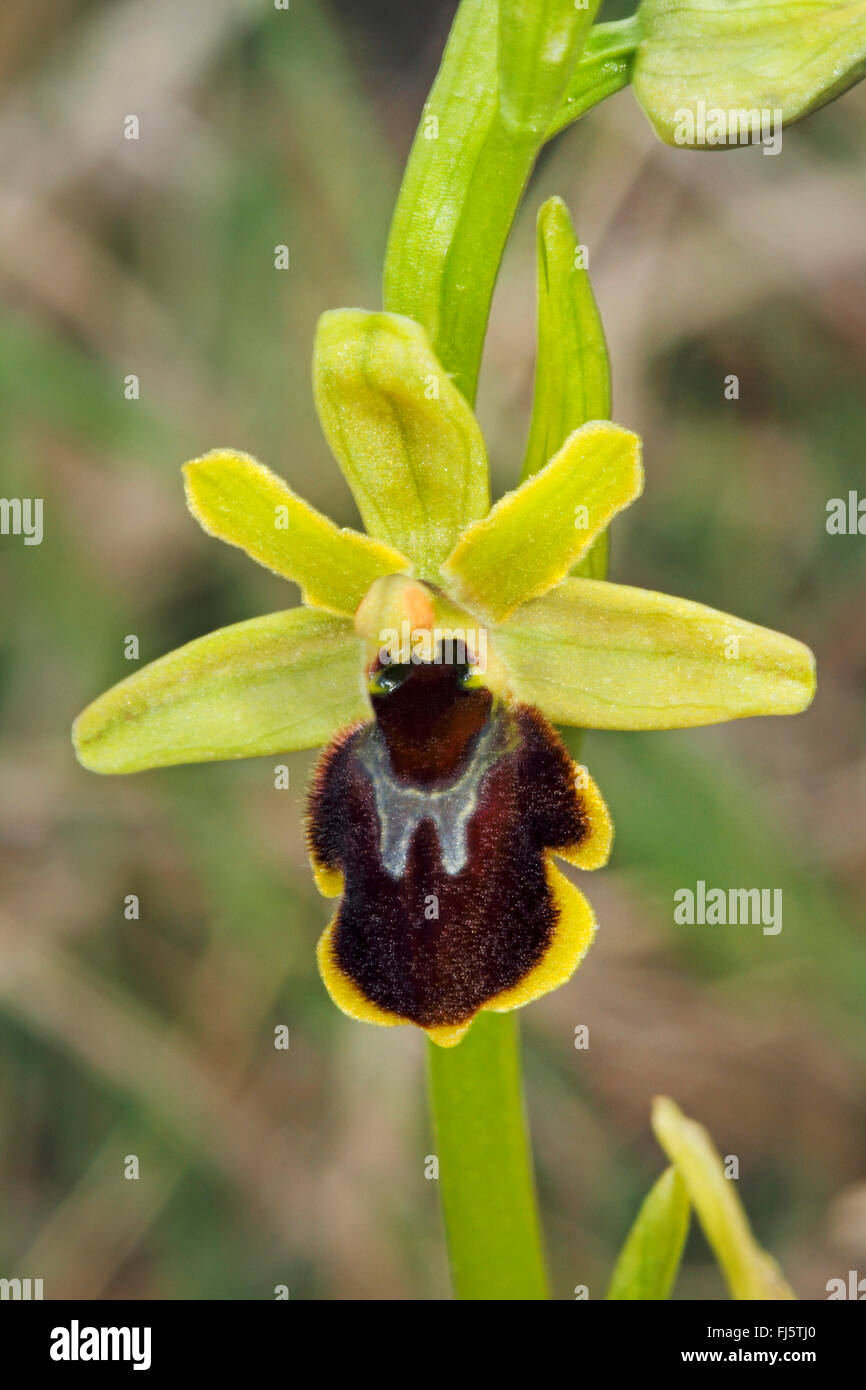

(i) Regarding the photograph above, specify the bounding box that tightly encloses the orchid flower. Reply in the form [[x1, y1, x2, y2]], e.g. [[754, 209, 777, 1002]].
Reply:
[[72, 305, 814, 1047]]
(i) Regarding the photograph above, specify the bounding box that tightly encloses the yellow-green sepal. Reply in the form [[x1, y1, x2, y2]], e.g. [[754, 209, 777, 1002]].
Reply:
[[73, 608, 368, 774], [652, 1098, 796, 1300], [607, 1167, 690, 1300], [632, 0, 866, 147], [442, 422, 642, 623], [183, 450, 409, 617], [493, 577, 816, 729], [313, 309, 489, 580]]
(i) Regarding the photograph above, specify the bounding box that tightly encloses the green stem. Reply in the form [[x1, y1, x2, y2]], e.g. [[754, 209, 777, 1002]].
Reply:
[[427, 1013, 549, 1300], [547, 16, 642, 138]]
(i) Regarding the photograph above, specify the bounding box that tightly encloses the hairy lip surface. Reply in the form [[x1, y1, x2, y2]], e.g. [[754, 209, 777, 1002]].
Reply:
[[307, 658, 597, 1032]]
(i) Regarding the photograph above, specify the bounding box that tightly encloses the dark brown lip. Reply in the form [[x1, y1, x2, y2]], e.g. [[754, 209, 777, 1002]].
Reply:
[[307, 699, 596, 1031]]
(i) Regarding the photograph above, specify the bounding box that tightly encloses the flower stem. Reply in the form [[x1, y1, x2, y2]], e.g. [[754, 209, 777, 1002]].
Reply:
[[427, 1014, 549, 1300]]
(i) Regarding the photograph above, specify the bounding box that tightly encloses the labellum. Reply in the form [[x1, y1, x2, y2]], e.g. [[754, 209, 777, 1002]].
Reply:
[[307, 639, 610, 1046]]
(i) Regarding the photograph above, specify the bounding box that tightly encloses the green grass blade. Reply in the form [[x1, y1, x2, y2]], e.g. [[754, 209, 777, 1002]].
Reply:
[[607, 1166, 690, 1300]]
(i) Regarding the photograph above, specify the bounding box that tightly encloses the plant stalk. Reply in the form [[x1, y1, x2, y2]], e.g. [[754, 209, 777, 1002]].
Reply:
[[427, 1012, 549, 1299]]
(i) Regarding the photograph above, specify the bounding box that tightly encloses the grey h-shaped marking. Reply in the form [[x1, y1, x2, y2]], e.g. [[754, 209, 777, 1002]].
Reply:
[[356, 719, 507, 880]]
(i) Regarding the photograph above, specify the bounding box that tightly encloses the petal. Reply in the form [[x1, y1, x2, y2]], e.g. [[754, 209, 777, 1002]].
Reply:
[[482, 858, 596, 1014], [183, 449, 408, 617], [632, 0, 866, 147], [73, 608, 368, 774], [555, 762, 613, 870], [606, 1167, 690, 1301], [306, 666, 601, 1045], [442, 421, 642, 622], [316, 921, 471, 1048], [510, 705, 614, 869], [316, 858, 595, 1049], [494, 578, 816, 729], [652, 1097, 795, 1300], [313, 309, 489, 578], [310, 861, 344, 900], [316, 919, 403, 1030]]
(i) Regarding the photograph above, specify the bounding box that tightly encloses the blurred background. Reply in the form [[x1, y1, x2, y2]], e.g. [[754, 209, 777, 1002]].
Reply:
[[0, 0, 864, 1301]]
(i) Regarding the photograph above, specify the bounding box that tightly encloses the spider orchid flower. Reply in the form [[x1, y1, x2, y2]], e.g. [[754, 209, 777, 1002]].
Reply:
[[72, 307, 815, 1046]]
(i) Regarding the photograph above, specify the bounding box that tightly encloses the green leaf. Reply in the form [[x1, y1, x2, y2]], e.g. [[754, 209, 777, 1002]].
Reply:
[[632, 0, 866, 148], [73, 608, 367, 773], [522, 198, 611, 484], [384, 0, 607, 404], [443, 423, 642, 622], [652, 1097, 796, 1300], [313, 309, 489, 580], [499, 0, 601, 137], [607, 1167, 690, 1300], [183, 450, 409, 617], [522, 195, 614, 582], [547, 17, 642, 137], [382, 0, 539, 403], [493, 577, 816, 729]]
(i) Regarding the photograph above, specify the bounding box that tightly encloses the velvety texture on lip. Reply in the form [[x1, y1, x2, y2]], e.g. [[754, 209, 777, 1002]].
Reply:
[[307, 655, 599, 1034]]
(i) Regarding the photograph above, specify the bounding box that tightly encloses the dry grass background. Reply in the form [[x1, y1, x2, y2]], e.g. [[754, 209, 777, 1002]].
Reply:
[[0, 0, 864, 1299]]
